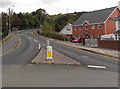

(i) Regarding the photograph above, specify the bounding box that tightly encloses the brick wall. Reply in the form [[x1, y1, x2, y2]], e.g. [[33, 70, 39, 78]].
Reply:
[[97, 39, 120, 50]]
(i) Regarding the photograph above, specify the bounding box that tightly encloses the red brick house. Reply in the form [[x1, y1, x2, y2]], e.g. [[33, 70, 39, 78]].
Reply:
[[72, 6, 120, 39]]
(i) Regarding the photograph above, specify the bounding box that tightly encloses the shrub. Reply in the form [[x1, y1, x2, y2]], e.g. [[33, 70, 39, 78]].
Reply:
[[40, 31, 68, 41]]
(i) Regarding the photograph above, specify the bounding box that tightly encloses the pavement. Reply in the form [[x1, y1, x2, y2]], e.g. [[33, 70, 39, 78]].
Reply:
[[1, 32, 20, 56], [34, 31, 119, 60], [32, 46, 80, 65]]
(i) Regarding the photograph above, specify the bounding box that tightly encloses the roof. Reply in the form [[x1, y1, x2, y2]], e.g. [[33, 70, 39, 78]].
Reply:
[[112, 16, 120, 21], [59, 23, 72, 35], [73, 7, 117, 26], [114, 30, 120, 35]]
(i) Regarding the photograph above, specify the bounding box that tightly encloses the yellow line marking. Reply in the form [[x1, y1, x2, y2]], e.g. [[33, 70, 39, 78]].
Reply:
[[0, 33, 11, 44], [52, 41, 120, 61], [0, 35, 21, 56], [31, 31, 120, 61]]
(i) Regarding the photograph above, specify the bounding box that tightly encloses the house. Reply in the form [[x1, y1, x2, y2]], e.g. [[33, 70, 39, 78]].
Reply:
[[101, 16, 120, 40], [59, 23, 72, 38], [72, 6, 120, 39], [101, 2, 120, 40]]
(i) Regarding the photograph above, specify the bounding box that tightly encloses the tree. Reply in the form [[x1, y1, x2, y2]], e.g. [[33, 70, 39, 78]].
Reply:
[[42, 21, 51, 32], [33, 16, 40, 28], [2, 12, 8, 32]]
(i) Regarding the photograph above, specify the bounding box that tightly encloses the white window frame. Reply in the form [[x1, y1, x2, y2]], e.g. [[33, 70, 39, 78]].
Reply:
[[92, 34, 95, 38], [118, 35, 120, 40], [115, 35, 118, 40], [79, 26, 82, 30], [98, 34, 101, 38], [85, 24, 88, 30], [67, 28, 70, 31], [74, 27, 77, 31], [97, 24, 101, 29], [75, 35, 78, 38], [91, 25, 95, 29], [79, 34, 82, 38]]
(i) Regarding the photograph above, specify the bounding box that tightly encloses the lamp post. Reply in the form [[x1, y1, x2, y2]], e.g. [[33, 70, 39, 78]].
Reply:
[[8, 8, 11, 33], [40, 11, 45, 28], [8, 5, 14, 33]]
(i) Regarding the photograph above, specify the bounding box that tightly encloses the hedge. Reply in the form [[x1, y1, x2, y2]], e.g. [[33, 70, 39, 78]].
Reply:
[[39, 31, 68, 41]]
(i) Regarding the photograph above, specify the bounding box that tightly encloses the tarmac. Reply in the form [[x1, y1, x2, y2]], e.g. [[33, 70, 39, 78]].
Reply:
[[32, 46, 80, 65], [0, 31, 120, 60], [33, 30, 120, 60], [51, 39, 120, 59]]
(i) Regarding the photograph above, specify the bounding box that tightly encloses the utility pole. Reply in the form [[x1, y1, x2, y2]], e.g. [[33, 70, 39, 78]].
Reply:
[[8, 8, 11, 33], [8, 5, 14, 33]]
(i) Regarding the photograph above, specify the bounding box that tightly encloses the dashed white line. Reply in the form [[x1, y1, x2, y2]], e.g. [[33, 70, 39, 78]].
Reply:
[[34, 39, 37, 43], [29, 37, 32, 39], [17, 34, 23, 36], [25, 36, 41, 49], [88, 65, 106, 69], [38, 44, 41, 49], [82, 56, 88, 57]]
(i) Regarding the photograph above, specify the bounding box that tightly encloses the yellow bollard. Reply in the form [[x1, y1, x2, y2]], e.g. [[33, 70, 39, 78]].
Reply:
[[47, 46, 53, 61]]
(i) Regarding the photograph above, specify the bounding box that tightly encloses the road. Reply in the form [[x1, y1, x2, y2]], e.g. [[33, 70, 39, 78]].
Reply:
[[2, 29, 119, 87]]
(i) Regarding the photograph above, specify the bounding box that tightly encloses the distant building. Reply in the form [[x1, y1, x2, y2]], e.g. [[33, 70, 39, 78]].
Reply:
[[72, 6, 120, 40], [101, 2, 120, 40], [59, 23, 72, 38], [101, 16, 120, 40]]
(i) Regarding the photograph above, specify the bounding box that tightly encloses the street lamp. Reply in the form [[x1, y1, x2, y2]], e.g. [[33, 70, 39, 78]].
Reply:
[[8, 5, 14, 33], [40, 11, 47, 28]]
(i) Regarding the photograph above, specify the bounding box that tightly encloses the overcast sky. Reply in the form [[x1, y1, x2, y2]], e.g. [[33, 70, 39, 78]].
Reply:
[[0, 0, 120, 15]]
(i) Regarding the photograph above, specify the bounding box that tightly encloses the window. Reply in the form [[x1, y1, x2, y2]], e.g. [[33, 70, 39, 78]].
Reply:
[[98, 35, 101, 38], [74, 27, 77, 30], [80, 34, 82, 38], [119, 35, 120, 40], [79, 26, 82, 30], [116, 34, 120, 40], [75, 35, 78, 38], [115, 35, 118, 40], [85, 24, 88, 30], [67, 29, 70, 31], [91, 25, 95, 29], [85, 34, 89, 39], [97, 24, 101, 29], [92, 34, 95, 38]]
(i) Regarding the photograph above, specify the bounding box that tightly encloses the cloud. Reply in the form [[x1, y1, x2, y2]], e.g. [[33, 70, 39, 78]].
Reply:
[[0, 0, 12, 8], [40, 0, 60, 4]]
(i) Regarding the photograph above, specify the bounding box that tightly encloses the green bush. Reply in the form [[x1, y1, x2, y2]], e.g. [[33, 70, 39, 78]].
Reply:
[[40, 31, 68, 41]]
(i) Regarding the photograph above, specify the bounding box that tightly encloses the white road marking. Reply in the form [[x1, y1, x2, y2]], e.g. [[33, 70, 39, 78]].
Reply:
[[17, 34, 23, 36], [88, 65, 106, 69], [37, 41, 40, 43], [34, 39, 37, 43], [24, 31, 32, 34], [82, 56, 88, 57], [38, 44, 41, 49], [29, 37, 32, 39]]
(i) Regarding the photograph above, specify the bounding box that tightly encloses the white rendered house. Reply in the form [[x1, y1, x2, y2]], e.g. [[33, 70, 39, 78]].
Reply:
[[59, 23, 72, 38]]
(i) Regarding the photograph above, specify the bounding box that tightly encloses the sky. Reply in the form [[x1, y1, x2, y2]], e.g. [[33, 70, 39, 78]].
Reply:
[[0, 0, 120, 15]]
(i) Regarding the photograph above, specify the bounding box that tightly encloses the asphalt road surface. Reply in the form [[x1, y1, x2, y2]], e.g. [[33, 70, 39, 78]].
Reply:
[[2, 29, 119, 87]]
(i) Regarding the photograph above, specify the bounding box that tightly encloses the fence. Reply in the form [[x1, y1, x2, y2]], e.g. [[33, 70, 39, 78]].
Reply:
[[85, 38, 98, 47]]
